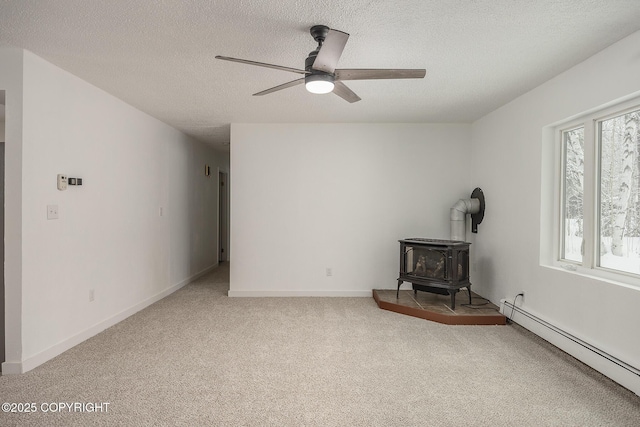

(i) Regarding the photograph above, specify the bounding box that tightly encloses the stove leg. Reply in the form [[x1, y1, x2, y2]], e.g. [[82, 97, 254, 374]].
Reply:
[[396, 280, 403, 299], [467, 286, 472, 304], [449, 290, 456, 310]]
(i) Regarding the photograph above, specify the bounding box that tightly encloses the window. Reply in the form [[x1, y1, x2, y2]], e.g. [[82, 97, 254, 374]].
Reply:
[[561, 127, 584, 263], [559, 101, 640, 278]]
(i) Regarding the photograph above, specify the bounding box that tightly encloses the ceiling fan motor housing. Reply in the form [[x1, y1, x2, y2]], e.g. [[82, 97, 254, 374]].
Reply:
[[305, 50, 319, 71], [305, 50, 335, 90]]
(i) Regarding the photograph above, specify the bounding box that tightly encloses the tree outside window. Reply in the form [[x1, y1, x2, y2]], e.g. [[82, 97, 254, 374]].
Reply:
[[562, 127, 584, 263], [598, 109, 640, 275]]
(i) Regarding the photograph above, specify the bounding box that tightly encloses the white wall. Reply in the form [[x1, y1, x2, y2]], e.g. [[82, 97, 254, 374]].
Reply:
[[471, 30, 640, 393], [2, 48, 228, 373], [230, 123, 472, 296]]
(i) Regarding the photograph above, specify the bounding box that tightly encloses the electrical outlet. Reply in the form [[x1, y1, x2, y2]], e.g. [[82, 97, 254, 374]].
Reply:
[[326, 268, 332, 277], [47, 204, 59, 220], [518, 291, 525, 303], [89, 289, 95, 302]]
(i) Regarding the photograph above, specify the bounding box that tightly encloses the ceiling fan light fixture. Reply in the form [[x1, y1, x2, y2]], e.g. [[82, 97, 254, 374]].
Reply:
[[305, 73, 335, 94]]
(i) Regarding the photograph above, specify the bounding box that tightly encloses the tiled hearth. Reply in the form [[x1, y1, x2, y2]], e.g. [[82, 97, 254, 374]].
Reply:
[[373, 289, 506, 325]]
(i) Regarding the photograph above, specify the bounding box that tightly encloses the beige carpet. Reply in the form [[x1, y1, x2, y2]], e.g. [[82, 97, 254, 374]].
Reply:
[[1, 263, 638, 426]]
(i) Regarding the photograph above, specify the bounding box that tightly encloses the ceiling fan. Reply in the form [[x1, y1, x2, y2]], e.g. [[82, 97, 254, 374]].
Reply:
[[216, 25, 426, 103]]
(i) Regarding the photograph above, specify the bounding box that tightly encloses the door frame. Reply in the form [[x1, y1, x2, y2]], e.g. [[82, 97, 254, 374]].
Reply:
[[218, 169, 229, 262]]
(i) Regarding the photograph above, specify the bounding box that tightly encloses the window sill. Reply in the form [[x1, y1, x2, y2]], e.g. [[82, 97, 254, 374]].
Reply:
[[543, 263, 640, 291]]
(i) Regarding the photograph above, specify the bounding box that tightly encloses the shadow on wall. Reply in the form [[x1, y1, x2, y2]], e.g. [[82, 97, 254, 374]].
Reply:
[[1, 89, 5, 370], [475, 255, 496, 302]]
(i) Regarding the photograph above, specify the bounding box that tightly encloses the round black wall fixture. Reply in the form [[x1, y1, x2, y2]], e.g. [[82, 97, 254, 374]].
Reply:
[[470, 187, 485, 233]]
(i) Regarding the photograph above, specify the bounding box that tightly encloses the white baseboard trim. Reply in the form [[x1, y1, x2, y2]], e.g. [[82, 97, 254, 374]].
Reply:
[[1, 361, 23, 375], [1, 263, 218, 375], [174, 263, 218, 288], [501, 299, 640, 396], [228, 289, 372, 297]]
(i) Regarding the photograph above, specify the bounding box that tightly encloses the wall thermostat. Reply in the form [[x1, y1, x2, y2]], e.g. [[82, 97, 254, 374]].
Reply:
[[57, 174, 68, 191]]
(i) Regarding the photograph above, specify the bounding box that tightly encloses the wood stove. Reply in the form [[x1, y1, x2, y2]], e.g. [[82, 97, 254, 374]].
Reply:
[[397, 238, 471, 309]]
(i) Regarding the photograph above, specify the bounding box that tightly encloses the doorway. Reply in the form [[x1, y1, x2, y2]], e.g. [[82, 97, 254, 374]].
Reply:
[[218, 171, 229, 263]]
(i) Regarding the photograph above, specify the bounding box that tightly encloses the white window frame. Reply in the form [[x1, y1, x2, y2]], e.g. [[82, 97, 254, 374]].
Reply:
[[554, 95, 640, 286], [559, 124, 586, 265]]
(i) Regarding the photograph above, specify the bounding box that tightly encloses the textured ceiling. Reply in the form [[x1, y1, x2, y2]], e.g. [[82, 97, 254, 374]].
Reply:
[[1, 0, 640, 150]]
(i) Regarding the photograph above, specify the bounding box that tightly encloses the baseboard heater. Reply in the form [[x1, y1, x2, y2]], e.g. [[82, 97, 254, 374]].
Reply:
[[502, 300, 640, 390]]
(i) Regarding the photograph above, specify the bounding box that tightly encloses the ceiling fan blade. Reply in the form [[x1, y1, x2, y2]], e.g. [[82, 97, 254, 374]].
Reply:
[[253, 78, 305, 96], [312, 29, 349, 74], [216, 56, 309, 75], [332, 81, 361, 103], [335, 69, 426, 80]]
